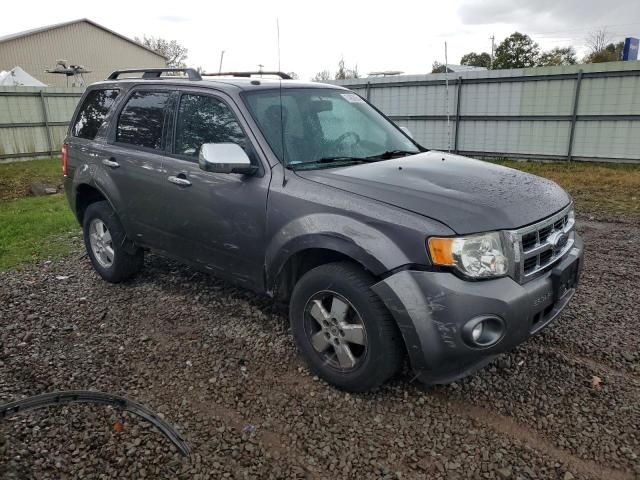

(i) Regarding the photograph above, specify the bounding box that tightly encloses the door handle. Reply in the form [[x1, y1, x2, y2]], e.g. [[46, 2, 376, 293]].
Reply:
[[168, 175, 192, 187], [102, 158, 120, 169]]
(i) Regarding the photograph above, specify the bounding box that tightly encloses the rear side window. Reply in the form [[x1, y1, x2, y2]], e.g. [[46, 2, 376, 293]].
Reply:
[[116, 91, 171, 150], [72, 89, 119, 139], [174, 94, 247, 157]]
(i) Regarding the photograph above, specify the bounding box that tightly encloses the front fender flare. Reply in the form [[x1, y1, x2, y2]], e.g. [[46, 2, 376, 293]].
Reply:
[[266, 213, 412, 290]]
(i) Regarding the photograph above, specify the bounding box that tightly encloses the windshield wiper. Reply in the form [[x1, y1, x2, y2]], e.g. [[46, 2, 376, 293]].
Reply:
[[288, 156, 366, 170], [364, 150, 418, 160], [288, 151, 419, 170]]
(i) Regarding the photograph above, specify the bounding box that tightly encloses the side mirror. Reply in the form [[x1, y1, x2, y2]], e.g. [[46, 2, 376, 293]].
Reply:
[[400, 126, 414, 139], [198, 143, 258, 175]]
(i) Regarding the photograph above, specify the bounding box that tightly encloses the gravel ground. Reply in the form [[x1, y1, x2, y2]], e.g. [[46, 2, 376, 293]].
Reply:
[[1, 218, 638, 480]]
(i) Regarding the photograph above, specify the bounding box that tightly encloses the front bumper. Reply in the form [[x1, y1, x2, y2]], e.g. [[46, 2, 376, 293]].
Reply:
[[372, 233, 584, 384]]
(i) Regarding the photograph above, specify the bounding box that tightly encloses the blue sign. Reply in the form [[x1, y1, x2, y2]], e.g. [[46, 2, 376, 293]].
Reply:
[[623, 37, 639, 61]]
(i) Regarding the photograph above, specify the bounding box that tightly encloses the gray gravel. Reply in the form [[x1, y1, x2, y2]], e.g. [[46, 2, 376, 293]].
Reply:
[[1, 218, 638, 479]]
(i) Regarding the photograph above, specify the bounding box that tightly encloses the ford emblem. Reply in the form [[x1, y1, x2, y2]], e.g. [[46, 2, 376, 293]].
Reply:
[[552, 232, 569, 251]]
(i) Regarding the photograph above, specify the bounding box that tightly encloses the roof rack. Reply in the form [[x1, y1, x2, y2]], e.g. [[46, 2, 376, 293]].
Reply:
[[107, 68, 202, 81], [201, 71, 292, 80]]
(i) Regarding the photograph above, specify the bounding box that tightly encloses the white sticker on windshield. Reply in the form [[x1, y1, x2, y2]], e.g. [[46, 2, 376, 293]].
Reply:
[[341, 93, 365, 103]]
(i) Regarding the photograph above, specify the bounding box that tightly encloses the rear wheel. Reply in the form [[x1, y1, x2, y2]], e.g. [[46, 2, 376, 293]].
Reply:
[[289, 262, 404, 392], [82, 201, 143, 283]]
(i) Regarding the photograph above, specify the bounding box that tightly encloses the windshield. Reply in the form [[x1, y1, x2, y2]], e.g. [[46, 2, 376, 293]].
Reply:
[[242, 88, 420, 169]]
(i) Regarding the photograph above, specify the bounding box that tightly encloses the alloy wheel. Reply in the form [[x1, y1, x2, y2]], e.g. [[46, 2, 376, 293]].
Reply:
[[89, 218, 114, 268], [304, 291, 368, 371]]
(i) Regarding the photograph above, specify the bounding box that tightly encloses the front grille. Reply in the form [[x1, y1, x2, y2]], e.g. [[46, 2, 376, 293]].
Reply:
[[511, 205, 575, 283]]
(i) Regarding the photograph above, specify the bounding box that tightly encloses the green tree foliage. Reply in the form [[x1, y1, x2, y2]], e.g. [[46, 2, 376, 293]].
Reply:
[[135, 35, 188, 68], [335, 58, 359, 80], [460, 52, 491, 68], [431, 61, 447, 73], [493, 32, 540, 69], [537, 47, 577, 66], [585, 42, 624, 63], [312, 70, 332, 82]]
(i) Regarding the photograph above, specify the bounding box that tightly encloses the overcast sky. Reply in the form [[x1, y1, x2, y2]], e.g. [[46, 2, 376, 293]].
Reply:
[[3, 0, 640, 80]]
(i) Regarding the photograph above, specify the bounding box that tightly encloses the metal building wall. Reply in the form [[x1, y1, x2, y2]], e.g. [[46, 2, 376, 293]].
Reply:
[[0, 21, 166, 87], [333, 61, 640, 163]]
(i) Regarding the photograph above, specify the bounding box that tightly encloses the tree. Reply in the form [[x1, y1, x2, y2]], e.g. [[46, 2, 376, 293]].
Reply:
[[585, 41, 624, 63], [431, 61, 447, 73], [460, 52, 491, 68], [537, 47, 577, 66], [312, 70, 331, 82], [335, 58, 359, 80], [286, 72, 299, 80], [586, 29, 611, 57], [135, 35, 188, 68], [492, 32, 540, 69]]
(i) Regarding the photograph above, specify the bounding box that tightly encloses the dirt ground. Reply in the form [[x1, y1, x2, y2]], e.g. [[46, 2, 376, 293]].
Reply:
[[1, 217, 638, 480]]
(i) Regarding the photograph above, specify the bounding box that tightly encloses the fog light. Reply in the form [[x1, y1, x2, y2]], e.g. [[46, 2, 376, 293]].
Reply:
[[462, 315, 505, 348], [471, 323, 483, 342]]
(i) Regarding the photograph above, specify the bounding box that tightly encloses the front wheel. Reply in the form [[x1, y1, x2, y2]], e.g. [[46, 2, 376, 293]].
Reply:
[[289, 262, 404, 392], [82, 201, 143, 283]]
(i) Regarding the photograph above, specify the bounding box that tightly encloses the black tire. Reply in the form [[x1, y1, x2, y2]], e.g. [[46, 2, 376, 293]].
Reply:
[[82, 201, 143, 283], [289, 262, 404, 392]]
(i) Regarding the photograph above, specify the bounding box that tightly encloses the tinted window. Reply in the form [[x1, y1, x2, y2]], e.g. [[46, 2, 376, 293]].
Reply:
[[72, 89, 119, 139], [116, 91, 171, 149], [174, 94, 247, 157]]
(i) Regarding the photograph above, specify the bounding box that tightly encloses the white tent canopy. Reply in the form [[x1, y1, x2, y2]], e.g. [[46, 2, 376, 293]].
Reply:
[[0, 66, 47, 86]]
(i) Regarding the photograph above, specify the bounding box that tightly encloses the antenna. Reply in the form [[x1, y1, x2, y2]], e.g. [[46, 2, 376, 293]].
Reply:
[[277, 17, 281, 72], [276, 17, 287, 186], [280, 75, 287, 187], [218, 50, 225, 73], [444, 41, 451, 153]]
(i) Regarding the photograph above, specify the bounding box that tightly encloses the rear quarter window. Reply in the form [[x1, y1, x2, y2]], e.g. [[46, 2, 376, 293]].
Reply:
[[72, 89, 119, 139]]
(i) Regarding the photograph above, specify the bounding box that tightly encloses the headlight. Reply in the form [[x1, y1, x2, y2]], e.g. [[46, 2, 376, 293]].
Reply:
[[428, 232, 509, 279]]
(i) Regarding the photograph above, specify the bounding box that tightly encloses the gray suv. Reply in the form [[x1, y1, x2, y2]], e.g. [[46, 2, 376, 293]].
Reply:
[[63, 68, 583, 392]]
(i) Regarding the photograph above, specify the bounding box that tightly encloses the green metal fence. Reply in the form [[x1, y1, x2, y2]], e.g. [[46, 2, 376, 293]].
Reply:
[[0, 86, 84, 162], [334, 61, 640, 163]]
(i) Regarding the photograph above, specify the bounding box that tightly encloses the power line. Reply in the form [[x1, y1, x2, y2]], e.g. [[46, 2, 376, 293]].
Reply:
[[525, 21, 640, 38]]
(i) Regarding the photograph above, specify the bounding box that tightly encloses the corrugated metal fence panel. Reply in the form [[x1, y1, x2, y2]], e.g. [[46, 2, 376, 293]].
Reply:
[[333, 61, 640, 163], [0, 86, 84, 162], [578, 75, 640, 115], [572, 120, 640, 160], [458, 120, 570, 156]]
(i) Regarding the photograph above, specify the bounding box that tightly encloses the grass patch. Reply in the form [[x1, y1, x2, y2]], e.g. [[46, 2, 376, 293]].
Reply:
[[0, 158, 62, 201], [494, 160, 640, 220], [0, 194, 79, 271]]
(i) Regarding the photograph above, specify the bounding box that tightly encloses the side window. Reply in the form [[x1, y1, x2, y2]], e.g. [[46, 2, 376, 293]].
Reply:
[[174, 94, 247, 157], [72, 89, 119, 139], [116, 91, 171, 150]]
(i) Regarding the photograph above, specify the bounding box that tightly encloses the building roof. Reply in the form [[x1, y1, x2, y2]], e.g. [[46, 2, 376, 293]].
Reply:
[[0, 18, 166, 59]]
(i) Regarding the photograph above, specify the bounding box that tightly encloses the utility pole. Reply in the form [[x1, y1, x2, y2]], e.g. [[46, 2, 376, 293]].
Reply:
[[218, 50, 225, 73], [490, 35, 495, 69]]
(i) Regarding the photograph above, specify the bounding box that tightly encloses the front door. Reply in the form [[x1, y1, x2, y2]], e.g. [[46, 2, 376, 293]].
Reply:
[[160, 91, 271, 290]]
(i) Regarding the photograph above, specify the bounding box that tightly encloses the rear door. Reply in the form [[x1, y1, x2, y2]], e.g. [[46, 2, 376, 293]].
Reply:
[[104, 87, 174, 248], [66, 87, 121, 190], [160, 89, 271, 290]]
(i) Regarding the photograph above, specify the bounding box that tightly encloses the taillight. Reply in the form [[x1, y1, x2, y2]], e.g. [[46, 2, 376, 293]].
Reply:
[[61, 143, 68, 177]]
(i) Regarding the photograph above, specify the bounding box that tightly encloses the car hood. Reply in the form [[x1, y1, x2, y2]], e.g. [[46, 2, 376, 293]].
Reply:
[[295, 151, 571, 234]]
